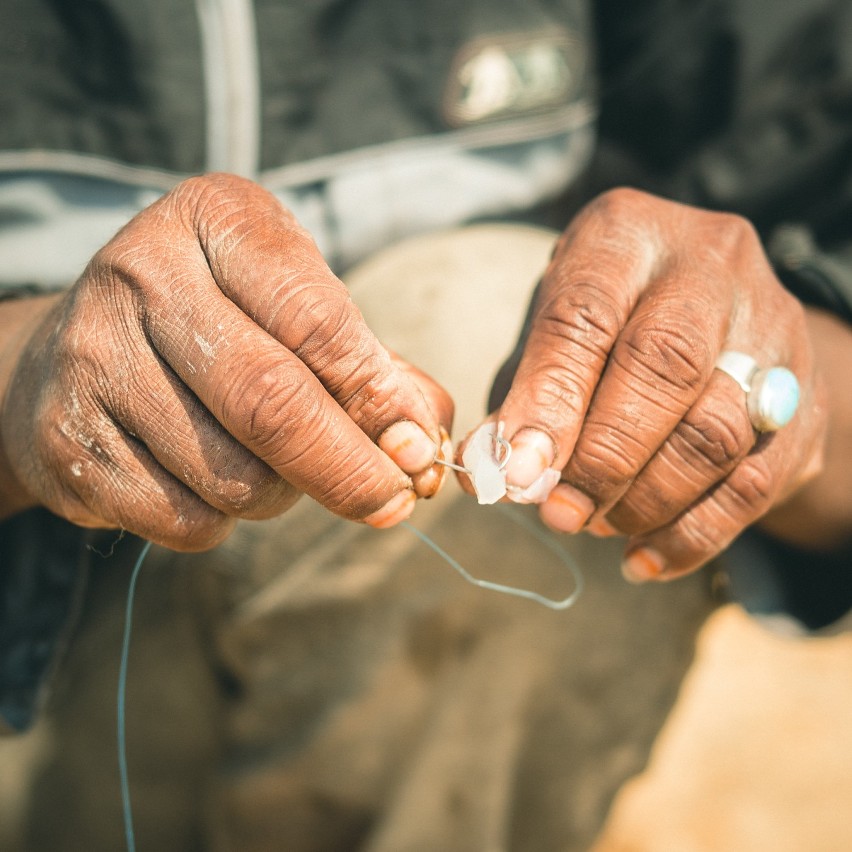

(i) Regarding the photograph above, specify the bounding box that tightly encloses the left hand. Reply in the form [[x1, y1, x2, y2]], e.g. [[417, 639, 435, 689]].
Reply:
[[462, 188, 827, 581]]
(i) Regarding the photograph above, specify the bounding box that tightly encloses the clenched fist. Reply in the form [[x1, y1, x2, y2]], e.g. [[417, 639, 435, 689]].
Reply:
[[465, 188, 828, 581], [0, 174, 452, 549]]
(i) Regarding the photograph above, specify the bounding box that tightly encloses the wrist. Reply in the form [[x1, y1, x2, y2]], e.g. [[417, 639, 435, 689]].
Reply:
[[0, 293, 62, 519], [758, 307, 852, 550]]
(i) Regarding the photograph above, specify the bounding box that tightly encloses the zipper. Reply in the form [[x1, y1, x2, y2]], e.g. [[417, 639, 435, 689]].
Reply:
[[194, 0, 261, 177]]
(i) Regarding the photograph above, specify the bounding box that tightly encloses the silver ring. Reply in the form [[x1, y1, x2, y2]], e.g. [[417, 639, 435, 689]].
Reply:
[[714, 350, 800, 432]]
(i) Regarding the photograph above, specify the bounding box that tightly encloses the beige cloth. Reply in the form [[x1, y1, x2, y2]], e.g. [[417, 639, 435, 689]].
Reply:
[[0, 226, 715, 851], [593, 604, 852, 852]]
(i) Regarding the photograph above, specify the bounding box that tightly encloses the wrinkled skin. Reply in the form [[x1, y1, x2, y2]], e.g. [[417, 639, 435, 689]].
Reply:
[[461, 188, 830, 581], [0, 174, 453, 550], [1, 180, 842, 577]]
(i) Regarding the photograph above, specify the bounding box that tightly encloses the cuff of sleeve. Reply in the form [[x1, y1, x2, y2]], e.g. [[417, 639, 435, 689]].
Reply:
[[0, 509, 90, 734], [721, 527, 852, 636], [768, 224, 852, 324]]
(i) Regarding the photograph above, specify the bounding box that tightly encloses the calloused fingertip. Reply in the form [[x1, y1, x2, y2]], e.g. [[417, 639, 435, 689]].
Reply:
[[586, 515, 620, 538], [363, 489, 417, 529], [539, 483, 594, 533], [411, 428, 457, 497], [412, 466, 444, 498], [621, 546, 667, 584]]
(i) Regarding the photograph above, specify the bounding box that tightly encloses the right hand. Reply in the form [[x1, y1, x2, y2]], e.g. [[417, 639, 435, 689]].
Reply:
[[0, 174, 453, 550]]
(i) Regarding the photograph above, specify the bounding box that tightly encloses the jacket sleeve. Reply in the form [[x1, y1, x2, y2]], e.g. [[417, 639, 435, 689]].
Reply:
[[589, 0, 852, 319], [0, 509, 90, 734]]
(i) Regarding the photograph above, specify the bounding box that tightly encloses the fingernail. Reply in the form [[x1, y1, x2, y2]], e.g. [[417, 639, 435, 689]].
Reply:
[[621, 547, 666, 584], [506, 468, 561, 504], [412, 466, 442, 498], [586, 516, 620, 538], [539, 484, 595, 533], [363, 489, 416, 529], [504, 429, 555, 490], [379, 421, 437, 474], [412, 432, 453, 498]]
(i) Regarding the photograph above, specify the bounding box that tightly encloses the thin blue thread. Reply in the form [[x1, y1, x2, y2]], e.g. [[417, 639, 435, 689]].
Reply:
[[115, 511, 581, 851], [401, 508, 583, 610], [117, 539, 152, 852]]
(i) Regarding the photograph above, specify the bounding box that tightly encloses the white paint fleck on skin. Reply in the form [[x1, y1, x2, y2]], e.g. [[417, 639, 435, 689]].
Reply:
[[194, 333, 215, 360], [70, 461, 83, 477], [61, 420, 94, 448], [62, 389, 96, 448], [68, 388, 82, 416]]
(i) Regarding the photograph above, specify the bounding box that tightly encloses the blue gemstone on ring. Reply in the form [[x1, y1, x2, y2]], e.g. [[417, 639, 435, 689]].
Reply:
[[747, 367, 800, 432]]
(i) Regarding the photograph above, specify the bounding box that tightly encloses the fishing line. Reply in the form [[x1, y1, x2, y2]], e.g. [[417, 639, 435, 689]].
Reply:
[[116, 512, 582, 850], [117, 539, 151, 852], [401, 510, 583, 610]]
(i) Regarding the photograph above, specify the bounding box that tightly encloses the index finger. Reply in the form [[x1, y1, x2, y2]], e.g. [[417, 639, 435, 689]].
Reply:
[[493, 189, 662, 498], [180, 174, 445, 475]]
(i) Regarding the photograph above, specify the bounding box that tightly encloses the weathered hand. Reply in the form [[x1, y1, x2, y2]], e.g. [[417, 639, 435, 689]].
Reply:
[[466, 188, 826, 581], [0, 174, 452, 549]]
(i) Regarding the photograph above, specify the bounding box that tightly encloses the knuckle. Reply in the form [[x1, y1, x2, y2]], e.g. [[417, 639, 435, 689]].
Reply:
[[290, 293, 361, 365], [338, 361, 398, 425], [311, 457, 395, 520], [568, 422, 647, 496], [517, 365, 587, 426], [677, 404, 753, 471], [285, 296, 404, 434], [324, 469, 378, 519], [535, 282, 622, 363], [714, 210, 759, 248], [174, 172, 255, 215], [172, 173, 283, 248], [616, 321, 705, 398], [90, 227, 182, 305], [668, 459, 776, 561], [219, 358, 317, 459], [723, 457, 775, 516], [698, 210, 761, 265], [588, 186, 650, 220], [674, 511, 727, 556], [88, 238, 145, 293]]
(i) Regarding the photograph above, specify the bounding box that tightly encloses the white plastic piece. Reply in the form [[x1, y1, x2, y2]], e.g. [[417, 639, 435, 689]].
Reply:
[[461, 422, 507, 505]]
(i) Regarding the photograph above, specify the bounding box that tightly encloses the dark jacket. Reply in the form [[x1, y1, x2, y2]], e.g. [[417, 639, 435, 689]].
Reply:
[[2, 0, 852, 733]]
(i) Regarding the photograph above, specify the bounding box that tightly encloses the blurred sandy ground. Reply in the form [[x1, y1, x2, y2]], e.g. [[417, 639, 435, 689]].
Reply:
[[6, 601, 850, 850], [593, 603, 852, 852]]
